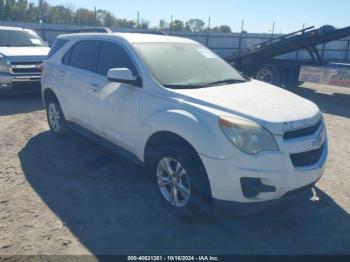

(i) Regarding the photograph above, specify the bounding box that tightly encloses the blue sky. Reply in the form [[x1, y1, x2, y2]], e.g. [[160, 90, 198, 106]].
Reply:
[[40, 0, 349, 33]]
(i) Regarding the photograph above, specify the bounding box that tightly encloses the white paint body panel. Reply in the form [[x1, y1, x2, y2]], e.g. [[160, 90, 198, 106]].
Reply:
[[42, 33, 328, 203], [0, 46, 49, 58]]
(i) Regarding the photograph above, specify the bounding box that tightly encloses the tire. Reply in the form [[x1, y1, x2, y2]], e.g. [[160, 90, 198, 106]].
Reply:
[[45, 96, 67, 138], [148, 145, 211, 217], [255, 64, 282, 86]]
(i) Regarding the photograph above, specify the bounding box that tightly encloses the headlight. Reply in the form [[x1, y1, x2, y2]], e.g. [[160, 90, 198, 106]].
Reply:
[[219, 116, 279, 154], [0, 60, 10, 73]]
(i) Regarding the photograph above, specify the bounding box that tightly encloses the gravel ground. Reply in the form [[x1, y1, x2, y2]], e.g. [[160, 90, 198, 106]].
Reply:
[[0, 83, 349, 255]]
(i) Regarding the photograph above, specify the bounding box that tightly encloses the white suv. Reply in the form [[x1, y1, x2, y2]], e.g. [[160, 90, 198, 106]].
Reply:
[[41, 33, 328, 213]]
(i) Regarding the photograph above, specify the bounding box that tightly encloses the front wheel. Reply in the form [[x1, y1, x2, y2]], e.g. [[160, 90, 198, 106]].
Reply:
[[150, 145, 211, 216], [156, 157, 192, 208], [46, 97, 67, 138]]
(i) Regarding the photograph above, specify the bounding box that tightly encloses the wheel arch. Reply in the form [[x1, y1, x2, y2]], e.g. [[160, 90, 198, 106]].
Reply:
[[42, 87, 68, 120], [43, 88, 58, 105], [143, 130, 213, 197], [144, 131, 199, 164], [139, 107, 233, 161]]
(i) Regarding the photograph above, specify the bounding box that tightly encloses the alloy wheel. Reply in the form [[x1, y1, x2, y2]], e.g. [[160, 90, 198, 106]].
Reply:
[[156, 157, 191, 207], [48, 103, 61, 132]]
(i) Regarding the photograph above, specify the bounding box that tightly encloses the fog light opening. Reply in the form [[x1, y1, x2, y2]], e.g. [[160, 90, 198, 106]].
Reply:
[[240, 177, 276, 199]]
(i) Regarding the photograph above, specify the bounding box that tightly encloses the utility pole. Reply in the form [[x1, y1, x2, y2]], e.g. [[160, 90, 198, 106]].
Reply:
[[170, 15, 173, 34], [94, 6, 97, 26], [38, 0, 45, 40], [137, 11, 140, 29], [206, 17, 211, 47], [271, 21, 276, 40], [238, 19, 245, 53], [241, 19, 244, 32]]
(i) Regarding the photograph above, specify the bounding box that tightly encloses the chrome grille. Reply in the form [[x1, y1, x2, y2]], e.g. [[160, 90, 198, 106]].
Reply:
[[290, 143, 325, 168], [284, 120, 323, 140], [10, 61, 42, 75]]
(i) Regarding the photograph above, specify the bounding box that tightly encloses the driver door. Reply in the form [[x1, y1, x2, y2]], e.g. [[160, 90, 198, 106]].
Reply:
[[88, 41, 142, 155]]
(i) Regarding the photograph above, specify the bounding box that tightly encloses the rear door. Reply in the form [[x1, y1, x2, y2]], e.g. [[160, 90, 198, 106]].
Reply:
[[60, 40, 101, 129]]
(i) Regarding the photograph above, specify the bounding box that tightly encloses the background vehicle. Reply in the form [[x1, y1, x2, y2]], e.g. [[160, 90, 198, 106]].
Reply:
[[42, 33, 327, 215], [68, 27, 113, 34], [0, 26, 50, 94], [225, 25, 350, 87]]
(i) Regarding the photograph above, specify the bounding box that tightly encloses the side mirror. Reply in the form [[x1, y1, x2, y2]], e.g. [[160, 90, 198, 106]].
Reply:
[[107, 68, 140, 86]]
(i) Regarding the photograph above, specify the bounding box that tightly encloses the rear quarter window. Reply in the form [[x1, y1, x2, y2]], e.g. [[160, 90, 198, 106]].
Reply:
[[47, 39, 69, 59]]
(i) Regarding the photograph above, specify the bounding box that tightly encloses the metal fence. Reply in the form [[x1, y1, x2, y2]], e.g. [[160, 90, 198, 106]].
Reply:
[[1, 20, 350, 62]]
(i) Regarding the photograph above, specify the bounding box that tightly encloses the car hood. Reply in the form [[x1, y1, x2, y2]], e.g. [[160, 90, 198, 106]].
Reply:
[[170, 79, 321, 135], [0, 46, 49, 60]]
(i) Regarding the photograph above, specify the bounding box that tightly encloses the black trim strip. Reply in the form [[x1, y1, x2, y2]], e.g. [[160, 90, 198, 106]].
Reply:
[[67, 121, 143, 166], [284, 120, 322, 140]]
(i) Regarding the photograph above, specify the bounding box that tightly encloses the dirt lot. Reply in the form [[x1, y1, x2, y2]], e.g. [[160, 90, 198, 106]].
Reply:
[[0, 83, 349, 255]]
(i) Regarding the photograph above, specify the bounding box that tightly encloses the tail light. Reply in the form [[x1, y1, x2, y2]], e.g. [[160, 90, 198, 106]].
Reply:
[[39, 63, 44, 75]]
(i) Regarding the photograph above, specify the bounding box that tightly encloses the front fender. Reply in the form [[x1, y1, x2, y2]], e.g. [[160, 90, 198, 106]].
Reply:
[[139, 107, 234, 160]]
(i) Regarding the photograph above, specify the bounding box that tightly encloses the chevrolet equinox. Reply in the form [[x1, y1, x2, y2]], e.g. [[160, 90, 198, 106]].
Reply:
[[41, 33, 328, 214]]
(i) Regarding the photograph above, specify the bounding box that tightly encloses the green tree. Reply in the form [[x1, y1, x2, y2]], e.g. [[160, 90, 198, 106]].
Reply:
[[115, 18, 136, 28], [0, 0, 6, 20], [38, 0, 49, 22], [10, 0, 27, 21], [186, 18, 205, 32], [25, 2, 39, 22], [47, 5, 74, 24], [171, 19, 184, 31], [74, 8, 96, 25], [96, 9, 116, 27], [3, 0, 14, 20], [139, 19, 149, 29], [159, 19, 168, 30], [37, 0, 46, 22], [212, 25, 232, 33]]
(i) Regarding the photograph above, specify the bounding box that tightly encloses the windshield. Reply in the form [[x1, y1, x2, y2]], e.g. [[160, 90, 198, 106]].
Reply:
[[134, 42, 246, 88], [0, 30, 46, 47]]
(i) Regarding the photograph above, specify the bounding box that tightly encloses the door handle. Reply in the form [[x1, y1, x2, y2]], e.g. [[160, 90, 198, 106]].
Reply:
[[90, 83, 100, 91], [59, 70, 66, 77]]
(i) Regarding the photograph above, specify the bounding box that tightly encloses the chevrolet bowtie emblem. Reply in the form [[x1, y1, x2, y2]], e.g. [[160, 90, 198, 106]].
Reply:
[[312, 135, 323, 148]]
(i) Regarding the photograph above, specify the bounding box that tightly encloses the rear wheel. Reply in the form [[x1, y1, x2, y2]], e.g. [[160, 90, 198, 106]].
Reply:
[[255, 64, 282, 86], [45, 96, 67, 138], [149, 145, 211, 217]]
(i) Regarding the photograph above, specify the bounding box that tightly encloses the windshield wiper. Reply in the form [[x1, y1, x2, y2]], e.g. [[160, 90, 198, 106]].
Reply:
[[163, 78, 249, 89], [163, 84, 206, 89], [203, 78, 248, 86]]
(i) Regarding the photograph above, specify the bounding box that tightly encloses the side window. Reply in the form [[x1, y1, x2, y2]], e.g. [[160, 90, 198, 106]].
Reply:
[[97, 41, 137, 76], [68, 40, 100, 72], [62, 48, 72, 65], [47, 39, 69, 59]]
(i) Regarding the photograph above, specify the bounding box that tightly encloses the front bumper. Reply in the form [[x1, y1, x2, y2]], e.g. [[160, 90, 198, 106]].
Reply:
[[212, 181, 317, 214], [200, 132, 328, 203], [0, 74, 41, 94]]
